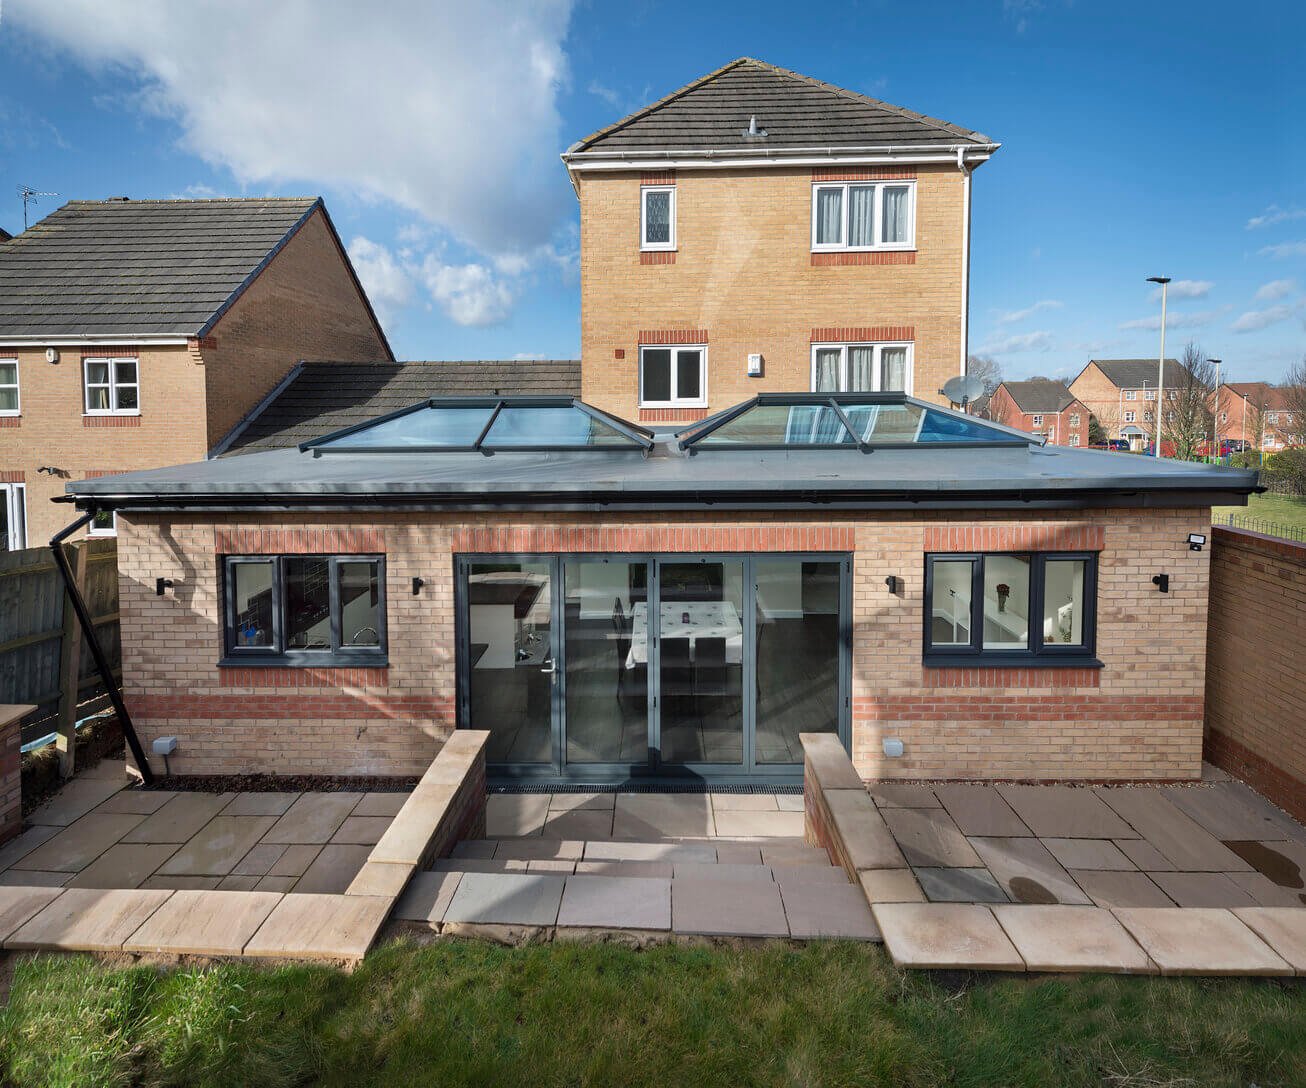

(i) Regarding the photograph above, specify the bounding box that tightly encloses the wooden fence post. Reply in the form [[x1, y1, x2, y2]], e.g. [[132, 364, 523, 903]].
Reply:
[[55, 541, 88, 779]]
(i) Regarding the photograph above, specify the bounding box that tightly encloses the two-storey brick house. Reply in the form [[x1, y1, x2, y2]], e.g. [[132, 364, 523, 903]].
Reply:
[[0, 197, 391, 547], [564, 58, 998, 424], [1215, 382, 1299, 452], [1069, 358, 1185, 450], [988, 379, 1090, 447]]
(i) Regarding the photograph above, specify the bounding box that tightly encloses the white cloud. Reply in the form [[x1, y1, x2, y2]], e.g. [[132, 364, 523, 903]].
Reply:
[[347, 236, 415, 325], [417, 253, 515, 327], [1150, 279, 1213, 302], [512, 352, 549, 361], [1003, 0, 1043, 33], [1255, 278, 1298, 302], [1118, 306, 1230, 332], [6, 0, 574, 259], [976, 330, 1054, 354], [587, 81, 624, 110], [996, 299, 1062, 325], [1259, 241, 1306, 259], [1231, 301, 1304, 334], [1247, 206, 1306, 230]]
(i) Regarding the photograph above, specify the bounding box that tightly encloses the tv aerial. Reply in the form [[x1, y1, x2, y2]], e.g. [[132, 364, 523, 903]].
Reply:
[[18, 186, 58, 230], [940, 374, 986, 413]]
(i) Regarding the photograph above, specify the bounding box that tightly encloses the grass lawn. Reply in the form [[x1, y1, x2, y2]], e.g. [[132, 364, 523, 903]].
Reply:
[[1214, 491, 1306, 533], [1, 939, 1304, 1087]]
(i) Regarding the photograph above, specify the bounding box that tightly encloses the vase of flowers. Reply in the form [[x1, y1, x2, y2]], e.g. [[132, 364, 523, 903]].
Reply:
[[996, 583, 1010, 612]]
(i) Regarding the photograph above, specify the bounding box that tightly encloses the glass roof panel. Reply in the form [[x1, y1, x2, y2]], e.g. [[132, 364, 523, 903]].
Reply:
[[314, 405, 496, 449], [481, 405, 642, 447], [693, 404, 855, 446]]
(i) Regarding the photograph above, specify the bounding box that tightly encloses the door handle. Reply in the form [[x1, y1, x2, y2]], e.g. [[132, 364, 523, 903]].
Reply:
[[540, 659, 557, 675]]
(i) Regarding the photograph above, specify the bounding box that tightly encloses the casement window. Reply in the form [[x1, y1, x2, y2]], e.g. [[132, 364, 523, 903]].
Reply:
[[1031, 414, 1043, 426], [811, 181, 915, 251], [0, 360, 18, 416], [1069, 434, 1081, 446], [640, 186, 676, 251], [639, 345, 705, 407], [1123, 410, 1136, 423], [87, 510, 117, 537], [1069, 414, 1080, 427], [1123, 390, 1135, 401], [1220, 412, 1227, 422], [84, 358, 139, 415], [1143, 390, 1156, 401], [810, 343, 913, 394], [925, 552, 1097, 664], [1144, 411, 1154, 422], [1267, 412, 1280, 425], [0, 483, 26, 552], [222, 554, 387, 665]]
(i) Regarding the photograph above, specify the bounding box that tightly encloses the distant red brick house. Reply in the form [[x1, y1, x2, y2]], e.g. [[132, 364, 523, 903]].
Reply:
[[988, 380, 1089, 446], [1215, 382, 1299, 451]]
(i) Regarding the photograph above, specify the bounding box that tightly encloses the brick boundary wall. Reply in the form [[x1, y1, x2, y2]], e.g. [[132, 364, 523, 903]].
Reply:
[[1203, 526, 1306, 823]]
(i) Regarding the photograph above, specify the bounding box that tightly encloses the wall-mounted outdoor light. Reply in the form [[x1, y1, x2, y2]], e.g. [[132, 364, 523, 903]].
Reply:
[[155, 577, 174, 596], [1187, 533, 1206, 552], [412, 577, 425, 596], [1152, 574, 1169, 593], [884, 576, 901, 594], [882, 738, 904, 758]]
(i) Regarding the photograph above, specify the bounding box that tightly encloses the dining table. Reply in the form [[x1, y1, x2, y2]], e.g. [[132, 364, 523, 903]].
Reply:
[[625, 600, 744, 668]]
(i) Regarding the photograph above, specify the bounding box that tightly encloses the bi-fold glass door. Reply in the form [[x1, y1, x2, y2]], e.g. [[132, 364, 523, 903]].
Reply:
[[457, 553, 849, 781]]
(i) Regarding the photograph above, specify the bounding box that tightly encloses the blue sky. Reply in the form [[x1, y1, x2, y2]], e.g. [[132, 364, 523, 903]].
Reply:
[[2, 0, 1303, 384]]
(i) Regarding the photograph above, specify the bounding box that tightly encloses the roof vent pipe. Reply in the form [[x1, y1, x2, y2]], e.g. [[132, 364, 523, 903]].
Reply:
[[742, 115, 767, 139]]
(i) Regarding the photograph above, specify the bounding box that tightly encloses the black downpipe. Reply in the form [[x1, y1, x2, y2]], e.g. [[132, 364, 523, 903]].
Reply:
[[51, 511, 154, 784]]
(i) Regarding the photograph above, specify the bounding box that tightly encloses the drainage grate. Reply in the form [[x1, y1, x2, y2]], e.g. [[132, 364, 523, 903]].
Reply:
[[490, 782, 801, 795]]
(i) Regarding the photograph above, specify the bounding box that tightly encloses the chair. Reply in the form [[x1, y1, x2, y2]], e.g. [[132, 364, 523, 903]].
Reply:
[[660, 637, 693, 698], [692, 636, 730, 698]]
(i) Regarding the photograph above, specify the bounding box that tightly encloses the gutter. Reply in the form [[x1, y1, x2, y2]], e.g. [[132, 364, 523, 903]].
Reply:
[[564, 141, 1000, 163], [50, 511, 154, 785]]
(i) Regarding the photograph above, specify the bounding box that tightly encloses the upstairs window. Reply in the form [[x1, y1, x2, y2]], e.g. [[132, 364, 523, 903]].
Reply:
[[1069, 414, 1080, 426], [812, 182, 915, 251], [223, 554, 387, 666], [84, 358, 139, 415], [1143, 390, 1156, 400], [811, 343, 912, 395], [1124, 390, 1136, 401], [641, 186, 676, 251], [1031, 414, 1044, 426], [0, 360, 18, 415], [639, 346, 705, 408]]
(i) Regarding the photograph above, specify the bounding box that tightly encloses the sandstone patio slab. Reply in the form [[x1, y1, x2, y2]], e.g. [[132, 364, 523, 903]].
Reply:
[[244, 892, 391, 962], [330, 817, 393, 845], [671, 862, 774, 882], [671, 875, 789, 937], [934, 785, 1031, 837], [94, 790, 178, 815], [29, 776, 126, 826], [759, 843, 837, 868], [293, 844, 372, 894], [493, 839, 584, 861], [1113, 838, 1177, 872], [352, 792, 410, 818], [1069, 870, 1173, 908], [1232, 908, 1306, 973], [971, 837, 1091, 905], [573, 860, 674, 878], [1161, 783, 1300, 843], [123, 793, 235, 844], [859, 869, 926, 904], [1112, 908, 1291, 975], [547, 792, 615, 812], [994, 785, 1136, 839], [1225, 871, 1306, 907], [779, 880, 879, 940], [992, 905, 1154, 973], [584, 841, 714, 864], [443, 871, 565, 926], [451, 839, 498, 859], [541, 810, 614, 840], [394, 871, 463, 923], [882, 807, 980, 869], [776, 795, 805, 812], [231, 843, 288, 877], [771, 864, 851, 887], [156, 816, 280, 877], [141, 875, 222, 890], [713, 843, 764, 864], [124, 890, 282, 956], [221, 792, 301, 817], [0, 886, 64, 942], [0, 825, 61, 870], [1095, 788, 1252, 872], [0, 870, 69, 887], [6, 888, 173, 952], [801, 734, 865, 790], [873, 903, 1024, 971], [67, 843, 179, 888], [14, 812, 147, 873], [710, 793, 779, 811], [486, 795, 549, 837], [267, 844, 321, 878], [1146, 872, 1260, 908], [1223, 840, 1306, 891], [613, 794, 713, 839], [262, 793, 362, 844], [712, 811, 805, 838], [1041, 838, 1135, 871], [866, 784, 940, 809], [558, 875, 671, 930], [914, 867, 1008, 903], [825, 790, 908, 870]]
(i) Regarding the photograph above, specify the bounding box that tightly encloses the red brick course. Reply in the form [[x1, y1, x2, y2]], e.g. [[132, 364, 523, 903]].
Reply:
[[923, 525, 1104, 552], [812, 166, 917, 181], [811, 326, 915, 343], [637, 329, 709, 345], [639, 251, 676, 265], [922, 667, 1101, 689]]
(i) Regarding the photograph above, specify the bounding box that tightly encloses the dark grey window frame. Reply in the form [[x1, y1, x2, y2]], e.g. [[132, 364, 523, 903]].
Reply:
[[923, 551, 1100, 667], [220, 554, 388, 667]]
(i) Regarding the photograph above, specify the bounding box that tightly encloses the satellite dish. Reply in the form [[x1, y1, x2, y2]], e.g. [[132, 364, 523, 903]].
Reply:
[[941, 374, 986, 410]]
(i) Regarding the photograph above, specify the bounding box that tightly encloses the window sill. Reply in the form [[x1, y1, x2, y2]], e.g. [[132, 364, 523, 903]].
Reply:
[[923, 656, 1103, 670], [639, 246, 677, 254], [218, 656, 389, 670], [83, 412, 141, 418], [811, 247, 917, 255]]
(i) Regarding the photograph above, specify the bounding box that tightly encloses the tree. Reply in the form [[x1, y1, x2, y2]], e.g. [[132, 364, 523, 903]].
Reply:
[[1161, 341, 1215, 460], [966, 354, 1003, 417], [1280, 356, 1306, 448], [1088, 414, 1108, 446]]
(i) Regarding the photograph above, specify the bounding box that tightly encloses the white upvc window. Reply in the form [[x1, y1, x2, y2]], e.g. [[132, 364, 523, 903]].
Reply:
[[638, 345, 706, 408], [1031, 414, 1044, 426], [811, 181, 915, 251], [640, 186, 676, 251], [1267, 412, 1280, 425], [810, 342, 913, 395], [0, 360, 18, 416], [87, 510, 118, 537], [0, 482, 26, 552], [1069, 413, 1080, 427], [84, 357, 140, 415], [1144, 410, 1154, 422], [1123, 410, 1136, 423], [1124, 390, 1136, 401], [1069, 434, 1081, 446], [1143, 389, 1156, 400], [1220, 411, 1228, 422]]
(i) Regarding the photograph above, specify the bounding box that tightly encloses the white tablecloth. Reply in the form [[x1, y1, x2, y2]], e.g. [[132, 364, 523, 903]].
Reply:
[[625, 600, 743, 668]]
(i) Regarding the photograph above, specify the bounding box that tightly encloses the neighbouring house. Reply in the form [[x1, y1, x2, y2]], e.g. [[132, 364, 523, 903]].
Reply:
[[1214, 382, 1299, 452], [564, 57, 998, 424], [0, 197, 392, 548], [213, 359, 581, 456], [987, 379, 1089, 447], [1069, 358, 1185, 451], [67, 392, 1258, 785]]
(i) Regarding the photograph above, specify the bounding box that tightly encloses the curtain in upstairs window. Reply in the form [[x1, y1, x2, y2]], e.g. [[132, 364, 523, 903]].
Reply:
[[882, 186, 909, 244], [815, 188, 843, 245], [814, 348, 841, 392], [880, 347, 908, 391], [848, 186, 876, 246], [849, 347, 875, 391]]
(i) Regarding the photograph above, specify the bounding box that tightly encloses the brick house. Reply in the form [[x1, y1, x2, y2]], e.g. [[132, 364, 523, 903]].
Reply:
[[1215, 382, 1299, 452], [1068, 358, 1185, 450], [987, 380, 1089, 447], [564, 58, 998, 425], [0, 198, 391, 548], [68, 394, 1258, 785]]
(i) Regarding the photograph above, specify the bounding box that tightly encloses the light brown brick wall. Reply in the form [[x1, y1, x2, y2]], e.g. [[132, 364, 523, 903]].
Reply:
[[116, 505, 1211, 781], [578, 165, 967, 419], [1204, 527, 1306, 822], [201, 207, 390, 442]]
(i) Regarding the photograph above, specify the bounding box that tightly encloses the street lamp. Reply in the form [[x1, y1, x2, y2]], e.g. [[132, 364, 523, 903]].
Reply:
[[1146, 277, 1170, 458], [1208, 358, 1222, 460]]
